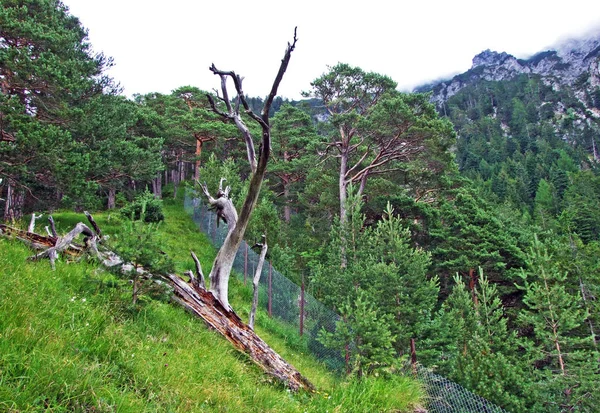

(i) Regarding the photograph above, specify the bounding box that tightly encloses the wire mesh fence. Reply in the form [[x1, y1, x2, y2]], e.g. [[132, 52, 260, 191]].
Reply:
[[184, 192, 511, 413], [416, 366, 510, 413]]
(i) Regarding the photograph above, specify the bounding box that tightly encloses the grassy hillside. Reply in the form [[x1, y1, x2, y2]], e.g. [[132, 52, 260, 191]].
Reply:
[[0, 196, 424, 412]]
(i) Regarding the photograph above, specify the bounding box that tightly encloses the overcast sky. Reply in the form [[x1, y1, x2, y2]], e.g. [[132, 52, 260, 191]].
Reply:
[[62, 0, 600, 100]]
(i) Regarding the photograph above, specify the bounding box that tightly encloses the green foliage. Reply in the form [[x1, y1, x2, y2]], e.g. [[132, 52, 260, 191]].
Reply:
[[429, 186, 526, 295], [120, 190, 165, 223], [312, 192, 437, 372], [319, 291, 397, 377], [427, 269, 529, 411], [0, 0, 114, 215], [113, 204, 173, 305], [516, 235, 598, 412], [72, 94, 164, 208]]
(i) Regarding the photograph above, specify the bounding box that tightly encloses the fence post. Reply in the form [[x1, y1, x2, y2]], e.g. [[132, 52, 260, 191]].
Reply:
[[299, 275, 305, 336], [212, 217, 216, 243], [244, 243, 248, 284], [410, 338, 417, 375], [268, 262, 272, 317]]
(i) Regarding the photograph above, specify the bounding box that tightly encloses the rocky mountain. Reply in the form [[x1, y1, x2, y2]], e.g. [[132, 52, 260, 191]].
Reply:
[[422, 30, 600, 112]]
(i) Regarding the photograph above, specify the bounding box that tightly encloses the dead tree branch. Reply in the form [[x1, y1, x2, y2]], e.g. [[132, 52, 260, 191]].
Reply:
[[28, 213, 43, 233], [249, 235, 268, 330], [29, 222, 95, 269], [189, 249, 205, 290]]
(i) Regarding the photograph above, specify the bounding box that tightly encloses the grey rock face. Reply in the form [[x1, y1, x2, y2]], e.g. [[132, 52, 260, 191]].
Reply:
[[427, 31, 600, 107]]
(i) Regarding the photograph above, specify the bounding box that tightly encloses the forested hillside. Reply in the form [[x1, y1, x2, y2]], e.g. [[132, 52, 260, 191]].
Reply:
[[2, 1, 600, 412]]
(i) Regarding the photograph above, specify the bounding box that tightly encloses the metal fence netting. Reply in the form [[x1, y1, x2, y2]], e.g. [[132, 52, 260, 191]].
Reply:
[[416, 366, 510, 413], [184, 192, 511, 413]]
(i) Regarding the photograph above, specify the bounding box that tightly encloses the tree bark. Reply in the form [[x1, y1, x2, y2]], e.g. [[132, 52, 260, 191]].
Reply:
[[338, 146, 349, 268], [29, 222, 96, 269], [107, 188, 116, 209], [3, 180, 24, 222], [283, 176, 291, 223], [154, 172, 162, 199], [28, 213, 43, 233], [195, 137, 203, 181]]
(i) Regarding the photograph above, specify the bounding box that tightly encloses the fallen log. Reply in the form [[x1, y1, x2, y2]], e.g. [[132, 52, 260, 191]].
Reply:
[[1, 223, 58, 249], [28, 222, 96, 269], [167, 273, 315, 393]]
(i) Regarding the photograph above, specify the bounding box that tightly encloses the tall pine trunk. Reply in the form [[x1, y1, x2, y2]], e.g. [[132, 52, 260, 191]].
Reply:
[[3, 179, 24, 222], [107, 188, 116, 209]]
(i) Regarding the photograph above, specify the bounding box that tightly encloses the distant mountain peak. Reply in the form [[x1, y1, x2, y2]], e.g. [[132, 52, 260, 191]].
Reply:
[[422, 30, 600, 107], [471, 50, 513, 69]]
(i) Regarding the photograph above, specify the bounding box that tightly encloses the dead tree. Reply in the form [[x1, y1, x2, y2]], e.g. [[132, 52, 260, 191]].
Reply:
[[166, 30, 313, 391], [195, 28, 297, 311]]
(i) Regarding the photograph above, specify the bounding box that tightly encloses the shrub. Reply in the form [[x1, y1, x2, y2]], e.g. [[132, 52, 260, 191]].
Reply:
[[120, 190, 164, 223]]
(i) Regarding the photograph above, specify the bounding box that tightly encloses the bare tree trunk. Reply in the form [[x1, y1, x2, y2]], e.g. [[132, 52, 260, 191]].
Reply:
[[4, 180, 24, 222], [153, 172, 162, 199], [339, 149, 349, 227], [283, 179, 291, 223], [195, 138, 202, 181], [338, 148, 349, 268], [48, 215, 58, 237], [172, 168, 179, 199], [249, 236, 268, 330], [179, 159, 185, 183], [107, 188, 116, 209]]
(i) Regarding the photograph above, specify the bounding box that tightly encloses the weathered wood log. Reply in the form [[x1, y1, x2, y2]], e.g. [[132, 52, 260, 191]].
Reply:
[[84, 211, 102, 239], [0, 223, 58, 249], [29, 222, 96, 269], [48, 215, 58, 237], [167, 273, 315, 392]]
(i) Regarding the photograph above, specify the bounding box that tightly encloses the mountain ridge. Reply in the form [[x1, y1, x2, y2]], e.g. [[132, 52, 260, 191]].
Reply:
[[418, 29, 600, 110]]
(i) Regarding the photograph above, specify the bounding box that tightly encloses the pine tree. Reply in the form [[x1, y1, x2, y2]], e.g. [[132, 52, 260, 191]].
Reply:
[[428, 269, 529, 411], [517, 235, 598, 412]]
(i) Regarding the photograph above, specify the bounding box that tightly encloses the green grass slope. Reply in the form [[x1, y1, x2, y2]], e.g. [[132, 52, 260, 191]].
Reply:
[[0, 196, 424, 412]]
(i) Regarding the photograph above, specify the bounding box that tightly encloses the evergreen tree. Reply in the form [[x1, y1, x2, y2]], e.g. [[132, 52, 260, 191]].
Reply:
[[428, 270, 528, 411], [429, 186, 525, 296], [312, 190, 437, 368], [0, 0, 113, 219], [517, 235, 598, 412]]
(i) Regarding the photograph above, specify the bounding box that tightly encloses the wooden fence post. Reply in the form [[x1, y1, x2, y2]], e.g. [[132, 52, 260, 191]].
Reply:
[[244, 243, 248, 285], [299, 275, 305, 336], [268, 262, 273, 317]]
